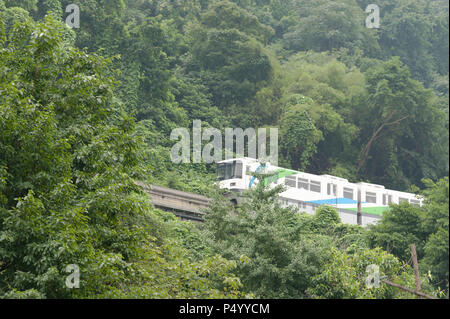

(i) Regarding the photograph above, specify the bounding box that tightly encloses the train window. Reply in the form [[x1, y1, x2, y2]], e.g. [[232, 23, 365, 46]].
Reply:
[[410, 199, 420, 207], [399, 197, 409, 203], [366, 192, 377, 204], [383, 194, 393, 205], [343, 187, 354, 200], [217, 161, 242, 181], [310, 180, 321, 193], [327, 183, 337, 195], [298, 178, 309, 190], [235, 162, 243, 179], [285, 176, 296, 187]]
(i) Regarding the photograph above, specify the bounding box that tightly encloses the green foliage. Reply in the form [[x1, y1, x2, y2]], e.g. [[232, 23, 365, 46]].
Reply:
[[313, 205, 341, 229], [307, 247, 432, 299], [0, 13, 242, 299], [203, 181, 433, 298], [283, 0, 380, 56], [354, 57, 448, 189], [5, 0, 38, 12], [279, 105, 322, 170], [188, 27, 273, 110], [376, 0, 445, 84], [36, 0, 62, 18], [202, 1, 274, 44], [367, 177, 449, 295], [1, 0, 448, 299], [202, 184, 332, 298], [420, 178, 449, 293], [367, 203, 426, 261], [15, 0, 444, 192]]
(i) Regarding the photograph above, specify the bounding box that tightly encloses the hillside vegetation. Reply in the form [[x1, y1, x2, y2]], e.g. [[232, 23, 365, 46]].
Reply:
[[0, 0, 448, 299]]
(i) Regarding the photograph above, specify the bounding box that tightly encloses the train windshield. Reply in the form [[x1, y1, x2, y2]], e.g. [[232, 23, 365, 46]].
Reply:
[[217, 161, 243, 181]]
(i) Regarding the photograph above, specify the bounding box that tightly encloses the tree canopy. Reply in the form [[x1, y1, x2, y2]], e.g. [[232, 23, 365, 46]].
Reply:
[[0, 0, 448, 299]]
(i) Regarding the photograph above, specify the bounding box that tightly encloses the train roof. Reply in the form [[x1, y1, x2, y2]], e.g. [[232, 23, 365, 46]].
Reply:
[[217, 157, 422, 199]]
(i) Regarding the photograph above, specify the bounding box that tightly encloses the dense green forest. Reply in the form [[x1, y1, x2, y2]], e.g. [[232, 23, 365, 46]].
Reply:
[[0, 0, 448, 299]]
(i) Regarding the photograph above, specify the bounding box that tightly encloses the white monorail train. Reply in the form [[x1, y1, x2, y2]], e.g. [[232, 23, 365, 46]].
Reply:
[[217, 158, 423, 226]]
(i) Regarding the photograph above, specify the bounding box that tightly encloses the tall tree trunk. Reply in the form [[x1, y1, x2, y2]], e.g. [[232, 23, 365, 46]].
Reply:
[[356, 111, 409, 176]]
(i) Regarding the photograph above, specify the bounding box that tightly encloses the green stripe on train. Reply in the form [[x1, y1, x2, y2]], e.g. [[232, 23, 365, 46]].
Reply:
[[263, 168, 297, 186], [347, 206, 390, 216]]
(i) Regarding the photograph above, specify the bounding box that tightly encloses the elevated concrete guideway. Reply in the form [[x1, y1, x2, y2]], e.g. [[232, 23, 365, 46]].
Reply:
[[135, 181, 381, 226], [136, 181, 211, 222]]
